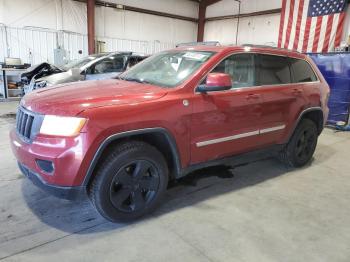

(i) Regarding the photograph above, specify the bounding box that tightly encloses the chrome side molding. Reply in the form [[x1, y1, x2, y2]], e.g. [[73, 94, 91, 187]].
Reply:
[[196, 124, 286, 147]]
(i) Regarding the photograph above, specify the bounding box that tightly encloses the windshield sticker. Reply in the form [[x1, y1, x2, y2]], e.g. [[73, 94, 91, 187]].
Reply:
[[183, 52, 208, 61]]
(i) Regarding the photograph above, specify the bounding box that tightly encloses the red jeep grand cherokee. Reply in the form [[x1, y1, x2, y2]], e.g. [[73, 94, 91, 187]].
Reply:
[[10, 45, 329, 222]]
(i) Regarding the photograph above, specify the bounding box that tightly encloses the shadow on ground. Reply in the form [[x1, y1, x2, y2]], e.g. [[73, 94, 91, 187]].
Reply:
[[21, 153, 328, 234]]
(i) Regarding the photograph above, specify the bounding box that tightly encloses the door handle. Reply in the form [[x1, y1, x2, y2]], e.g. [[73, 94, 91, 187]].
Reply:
[[292, 88, 303, 95], [246, 94, 260, 100]]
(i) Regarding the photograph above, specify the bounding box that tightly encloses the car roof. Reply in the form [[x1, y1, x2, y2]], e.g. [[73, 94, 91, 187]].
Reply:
[[173, 44, 306, 60], [95, 52, 148, 57]]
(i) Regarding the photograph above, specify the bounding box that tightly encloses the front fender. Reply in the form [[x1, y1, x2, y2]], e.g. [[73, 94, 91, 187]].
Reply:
[[81, 127, 182, 187]]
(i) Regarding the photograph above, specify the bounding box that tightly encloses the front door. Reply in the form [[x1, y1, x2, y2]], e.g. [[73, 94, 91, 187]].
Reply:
[[190, 53, 263, 164]]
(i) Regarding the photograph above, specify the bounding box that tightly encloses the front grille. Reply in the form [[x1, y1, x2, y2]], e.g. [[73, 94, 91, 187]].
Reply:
[[16, 108, 34, 139], [16, 107, 43, 142]]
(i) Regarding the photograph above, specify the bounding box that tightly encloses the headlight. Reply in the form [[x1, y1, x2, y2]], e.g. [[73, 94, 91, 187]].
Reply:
[[40, 115, 87, 137]]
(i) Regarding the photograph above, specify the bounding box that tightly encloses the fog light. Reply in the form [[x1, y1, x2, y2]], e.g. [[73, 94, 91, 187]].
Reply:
[[36, 159, 54, 174]]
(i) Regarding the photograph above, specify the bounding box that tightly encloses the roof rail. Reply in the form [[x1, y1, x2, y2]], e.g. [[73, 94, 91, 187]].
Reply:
[[242, 44, 301, 53], [176, 41, 221, 48]]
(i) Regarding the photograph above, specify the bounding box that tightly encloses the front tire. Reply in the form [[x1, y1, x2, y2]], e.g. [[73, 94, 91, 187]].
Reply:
[[89, 141, 169, 222], [279, 119, 318, 167]]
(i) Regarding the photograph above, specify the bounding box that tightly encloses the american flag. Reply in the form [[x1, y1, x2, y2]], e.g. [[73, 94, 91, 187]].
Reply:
[[278, 0, 348, 53]]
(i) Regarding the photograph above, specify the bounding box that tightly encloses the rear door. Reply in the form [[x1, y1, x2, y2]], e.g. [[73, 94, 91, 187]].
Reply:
[[190, 53, 264, 164], [257, 54, 307, 146]]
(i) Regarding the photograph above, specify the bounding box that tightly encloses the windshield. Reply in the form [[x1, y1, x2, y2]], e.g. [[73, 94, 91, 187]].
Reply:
[[120, 51, 215, 88], [62, 53, 108, 70]]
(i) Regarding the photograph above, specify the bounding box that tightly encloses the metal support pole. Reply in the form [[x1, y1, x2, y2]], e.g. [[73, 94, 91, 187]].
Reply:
[[87, 0, 95, 54], [2, 70, 8, 99], [234, 0, 241, 45], [197, 2, 206, 42]]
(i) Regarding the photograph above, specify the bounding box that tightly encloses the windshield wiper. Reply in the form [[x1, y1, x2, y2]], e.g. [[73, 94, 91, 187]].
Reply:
[[122, 77, 151, 84]]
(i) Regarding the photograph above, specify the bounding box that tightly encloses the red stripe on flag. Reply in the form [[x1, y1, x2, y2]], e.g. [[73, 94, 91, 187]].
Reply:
[[302, 17, 312, 53], [292, 0, 305, 51], [312, 16, 323, 53], [278, 0, 287, 48], [284, 0, 295, 49], [322, 14, 334, 52], [335, 12, 346, 48]]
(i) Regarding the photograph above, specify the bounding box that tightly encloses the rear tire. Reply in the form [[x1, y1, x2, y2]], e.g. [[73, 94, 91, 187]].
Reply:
[[89, 141, 169, 222], [279, 119, 318, 167]]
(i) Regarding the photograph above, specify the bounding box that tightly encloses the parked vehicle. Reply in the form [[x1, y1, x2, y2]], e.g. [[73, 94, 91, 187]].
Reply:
[[10, 45, 329, 222], [21, 52, 148, 94]]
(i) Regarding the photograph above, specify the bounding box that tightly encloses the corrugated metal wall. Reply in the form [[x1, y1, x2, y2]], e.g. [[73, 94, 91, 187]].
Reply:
[[62, 31, 88, 61], [0, 26, 58, 65], [96, 37, 174, 55], [0, 25, 175, 65]]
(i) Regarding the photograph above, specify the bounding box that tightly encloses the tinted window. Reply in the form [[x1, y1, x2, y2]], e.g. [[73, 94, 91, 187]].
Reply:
[[290, 58, 318, 83], [127, 56, 144, 69], [91, 55, 126, 74], [258, 55, 291, 85], [212, 54, 256, 88]]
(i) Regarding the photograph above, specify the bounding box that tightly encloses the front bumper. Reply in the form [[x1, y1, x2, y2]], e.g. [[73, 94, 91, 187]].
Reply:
[[10, 128, 89, 187], [18, 162, 85, 200]]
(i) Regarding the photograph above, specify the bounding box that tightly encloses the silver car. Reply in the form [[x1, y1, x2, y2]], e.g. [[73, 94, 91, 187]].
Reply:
[[22, 52, 147, 94]]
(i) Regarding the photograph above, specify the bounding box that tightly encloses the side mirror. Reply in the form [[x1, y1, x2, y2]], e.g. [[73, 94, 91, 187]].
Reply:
[[196, 73, 232, 93]]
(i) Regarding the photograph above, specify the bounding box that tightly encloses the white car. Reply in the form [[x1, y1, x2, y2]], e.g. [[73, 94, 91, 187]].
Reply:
[[22, 52, 148, 94]]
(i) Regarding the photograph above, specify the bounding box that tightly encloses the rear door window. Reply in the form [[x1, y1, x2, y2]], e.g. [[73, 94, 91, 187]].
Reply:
[[257, 55, 291, 85], [290, 58, 318, 83]]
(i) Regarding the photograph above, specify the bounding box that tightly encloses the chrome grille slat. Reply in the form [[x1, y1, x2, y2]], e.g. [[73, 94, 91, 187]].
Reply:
[[15, 110, 20, 129], [16, 107, 39, 142], [24, 115, 34, 138], [20, 113, 28, 135], [17, 110, 23, 131]]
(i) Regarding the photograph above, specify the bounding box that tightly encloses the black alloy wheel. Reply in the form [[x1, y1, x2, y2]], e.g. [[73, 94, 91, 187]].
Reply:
[[279, 119, 318, 167], [89, 141, 169, 222], [295, 129, 316, 162], [109, 160, 160, 212]]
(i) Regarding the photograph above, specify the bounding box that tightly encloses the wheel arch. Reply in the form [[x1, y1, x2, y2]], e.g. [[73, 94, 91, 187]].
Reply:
[[286, 107, 324, 143], [301, 108, 324, 134], [82, 128, 182, 188]]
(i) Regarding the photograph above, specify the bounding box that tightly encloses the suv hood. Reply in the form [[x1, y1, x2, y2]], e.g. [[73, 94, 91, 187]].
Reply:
[[22, 79, 168, 116]]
